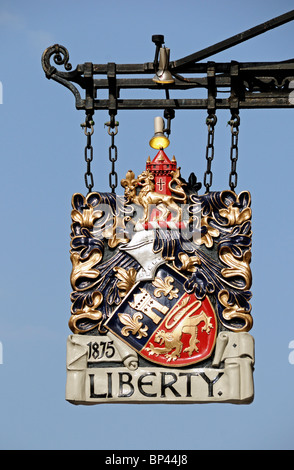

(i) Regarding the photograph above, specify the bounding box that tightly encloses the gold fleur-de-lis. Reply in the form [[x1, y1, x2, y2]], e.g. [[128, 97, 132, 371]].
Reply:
[[118, 312, 148, 339], [152, 276, 179, 300]]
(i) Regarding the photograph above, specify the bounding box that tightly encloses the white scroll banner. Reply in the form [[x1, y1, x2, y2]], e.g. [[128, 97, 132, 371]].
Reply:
[[66, 331, 254, 405]]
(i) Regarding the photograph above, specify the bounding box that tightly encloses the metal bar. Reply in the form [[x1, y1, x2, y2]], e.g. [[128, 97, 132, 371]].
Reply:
[[179, 60, 294, 74], [90, 60, 294, 90], [76, 60, 294, 76], [75, 95, 294, 111], [77, 63, 155, 75], [172, 10, 294, 70], [93, 78, 205, 89]]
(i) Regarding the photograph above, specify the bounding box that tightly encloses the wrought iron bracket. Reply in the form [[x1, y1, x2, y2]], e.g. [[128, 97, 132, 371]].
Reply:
[[41, 10, 294, 113]]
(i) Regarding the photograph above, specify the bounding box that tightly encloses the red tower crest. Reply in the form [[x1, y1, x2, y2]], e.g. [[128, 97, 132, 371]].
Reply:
[[146, 149, 177, 196]]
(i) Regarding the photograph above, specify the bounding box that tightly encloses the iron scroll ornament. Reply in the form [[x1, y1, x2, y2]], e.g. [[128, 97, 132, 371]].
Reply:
[[41, 45, 84, 109], [42, 44, 72, 75]]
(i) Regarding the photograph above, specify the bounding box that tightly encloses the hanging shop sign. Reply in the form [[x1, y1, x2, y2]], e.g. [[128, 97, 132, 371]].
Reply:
[[66, 116, 254, 405], [42, 12, 294, 403]]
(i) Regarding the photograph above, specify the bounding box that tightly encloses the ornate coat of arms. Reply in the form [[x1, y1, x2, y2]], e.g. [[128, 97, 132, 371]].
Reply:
[[66, 149, 254, 404]]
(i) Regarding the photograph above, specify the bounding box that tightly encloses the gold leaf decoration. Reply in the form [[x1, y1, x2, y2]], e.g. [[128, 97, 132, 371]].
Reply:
[[71, 203, 102, 230], [219, 204, 251, 226], [69, 310, 103, 334], [194, 216, 219, 248], [70, 250, 101, 291], [219, 247, 252, 291], [218, 289, 253, 332], [105, 214, 130, 248], [176, 252, 201, 273], [69, 291, 104, 334], [114, 267, 137, 297]]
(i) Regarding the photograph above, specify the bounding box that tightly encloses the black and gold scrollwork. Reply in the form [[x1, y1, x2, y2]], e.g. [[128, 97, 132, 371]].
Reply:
[[69, 192, 140, 334], [152, 189, 253, 332], [69, 184, 253, 334], [189, 190, 252, 331]]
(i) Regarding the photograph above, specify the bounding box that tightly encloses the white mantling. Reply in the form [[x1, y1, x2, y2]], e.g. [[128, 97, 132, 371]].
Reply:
[[119, 230, 165, 281]]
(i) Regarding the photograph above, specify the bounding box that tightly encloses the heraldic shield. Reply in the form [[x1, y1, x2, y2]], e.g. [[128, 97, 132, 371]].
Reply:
[[105, 264, 217, 367], [66, 149, 255, 404]]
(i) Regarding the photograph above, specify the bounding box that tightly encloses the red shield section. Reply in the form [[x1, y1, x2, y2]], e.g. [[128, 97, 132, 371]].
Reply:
[[140, 293, 217, 367]]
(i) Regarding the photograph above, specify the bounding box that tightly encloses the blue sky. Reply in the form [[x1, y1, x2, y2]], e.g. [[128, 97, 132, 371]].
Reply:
[[1, 0, 294, 450]]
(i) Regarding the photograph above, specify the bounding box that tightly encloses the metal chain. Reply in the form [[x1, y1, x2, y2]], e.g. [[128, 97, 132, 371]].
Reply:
[[204, 113, 217, 192], [228, 113, 240, 191], [105, 118, 119, 193], [81, 115, 95, 193]]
